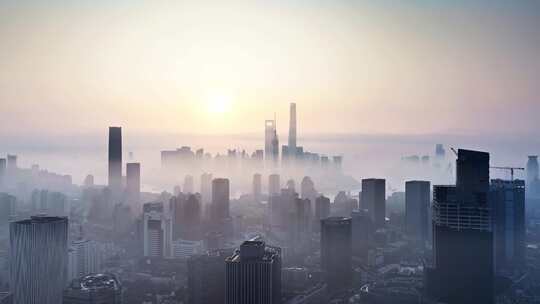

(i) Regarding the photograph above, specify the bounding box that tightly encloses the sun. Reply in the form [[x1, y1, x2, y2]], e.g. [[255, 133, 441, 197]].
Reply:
[[205, 92, 233, 114]]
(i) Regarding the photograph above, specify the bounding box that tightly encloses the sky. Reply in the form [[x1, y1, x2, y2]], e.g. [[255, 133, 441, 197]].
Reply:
[[0, 0, 539, 137]]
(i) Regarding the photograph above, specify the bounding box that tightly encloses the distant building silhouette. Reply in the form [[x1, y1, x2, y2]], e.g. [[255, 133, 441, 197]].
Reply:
[[108, 127, 122, 195], [268, 174, 280, 197], [361, 179, 386, 229], [212, 178, 230, 221], [225, 239, 281, 304], [320, 217, 352, 292], [526, 155, 540, 198], [0, 158, 6, 188], [10, 216, 68, 304], [125, 162, 140, 211], [253, 173, 262, 203]]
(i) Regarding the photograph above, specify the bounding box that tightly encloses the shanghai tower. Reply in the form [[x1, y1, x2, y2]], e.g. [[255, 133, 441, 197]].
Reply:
[[108, 127, 122, 194]]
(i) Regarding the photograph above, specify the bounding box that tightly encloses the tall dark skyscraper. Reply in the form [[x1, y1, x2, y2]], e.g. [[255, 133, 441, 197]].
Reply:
[[10, 216, 68, 304], [225, 239, 281, 304], [426, 149, 493, 304], [321, 217, 352, 292], [212, 178, 230, 221], [288, 102, 297, 156], [490, 179, 526, 271], [108, 127, 122, 194], [351, 209, 372, 263], [361, 179, 386, 229], [405, 180, 430, 244], [125, 162, 140, 211]]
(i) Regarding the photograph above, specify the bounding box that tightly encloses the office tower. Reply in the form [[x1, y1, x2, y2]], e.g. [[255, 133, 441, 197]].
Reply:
[[6, 154, 17, 171], [200, 173, 213, 205], [361, 179, 386, 229], [212, 178, 230, 221], [125, 163, 141, 211], [83, 174, 94, 188], [264, 120, 278, 163], [526, 155, 540, 198], [426, 149, 493, 304], [184, 175, 194, 194], [286, 179, 296, 192], [63, 273, 122, 304], [188, 249, 231, 304], [291, 198, 311, 255], [183, 194, 202, 240], [170, 193, 186, 240], [300, 176, 317, 204], [351, 210, 372, 263], [68, 238, 101, 282], [253, 173, 262, 203], [108, 127, 122, 194], [10, 216, 68, 304], [315, 195, 330, 221], [143, 202, 172, 258], [405, 181, 430, 243], [288, 102, 297, 156], [0, 158, 6, 188], [320, 217, 352, 291], [0, 193, 16, 224], [490, 179, 526, 271], [268, 174, 280, 197], [225, 240, 281, 304]]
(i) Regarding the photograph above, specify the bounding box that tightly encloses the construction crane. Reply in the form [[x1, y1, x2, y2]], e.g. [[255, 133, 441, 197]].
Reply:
[[490, 166, 524, 181]]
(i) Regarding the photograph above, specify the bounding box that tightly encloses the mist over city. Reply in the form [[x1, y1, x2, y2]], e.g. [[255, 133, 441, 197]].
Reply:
[[1, 1, 540, 304]]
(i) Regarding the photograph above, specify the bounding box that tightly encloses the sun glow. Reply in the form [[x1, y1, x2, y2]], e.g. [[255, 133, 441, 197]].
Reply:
[[205, 92, 234, 114]]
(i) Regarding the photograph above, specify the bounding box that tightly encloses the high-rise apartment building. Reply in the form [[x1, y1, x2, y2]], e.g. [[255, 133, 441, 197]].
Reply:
[[143, 202, 172, 258]]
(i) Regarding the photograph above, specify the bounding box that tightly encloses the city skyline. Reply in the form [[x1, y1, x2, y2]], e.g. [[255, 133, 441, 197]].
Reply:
[[1, 1, 539, 136]]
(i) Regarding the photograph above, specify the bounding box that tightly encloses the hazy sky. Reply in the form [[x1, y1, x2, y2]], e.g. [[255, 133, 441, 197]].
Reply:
[[1, 0, 539, 137]]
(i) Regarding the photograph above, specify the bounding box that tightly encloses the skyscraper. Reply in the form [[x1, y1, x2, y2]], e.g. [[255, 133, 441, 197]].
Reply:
[[212, 178, 230, 221], [108, 127, 122, 194], [490, 179, 526, 271], [125, 162, 141, 211], [526, 155, 540, 198], [288, 102, 297, 157], [184, 175, 195, 194], [405, 180, 430, 243], [10, 216, 68, 304], [315, 195, 330, 221], [200, 173, 213, 205], [351, 209, 372, 263], [253, 173, 262, 203], [225, 239, 281, 304], [0, 158, 6, 188], [264, 120, 279, 163], [143, 202, 172, 258], [6, 154, 17, 172], [426, 149, 493, 304], [188, 249, 232, 304], [321, 217, 352, 292], [268, 174, 280, 197], [361, 179, 386, 229]]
